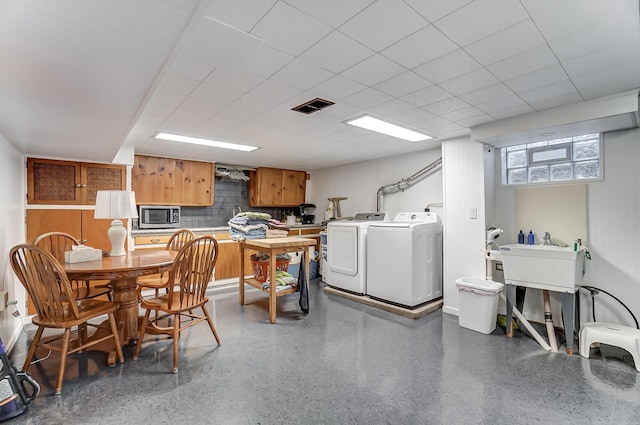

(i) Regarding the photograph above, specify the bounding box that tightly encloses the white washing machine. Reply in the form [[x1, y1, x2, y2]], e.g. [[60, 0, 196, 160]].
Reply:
[[367, 212, 442, 307], [325, 212, 386, 294]]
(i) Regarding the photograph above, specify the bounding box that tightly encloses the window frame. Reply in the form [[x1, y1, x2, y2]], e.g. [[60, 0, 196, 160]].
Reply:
[[500, 133, 603, 187]]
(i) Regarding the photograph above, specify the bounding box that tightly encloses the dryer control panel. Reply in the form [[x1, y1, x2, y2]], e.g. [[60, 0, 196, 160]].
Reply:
[[393, 212, 439, 223]]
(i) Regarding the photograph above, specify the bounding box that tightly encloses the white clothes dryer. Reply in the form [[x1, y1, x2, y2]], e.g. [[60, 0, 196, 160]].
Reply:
[[366, 212, 442, 307], [325, 212, 386, 295]]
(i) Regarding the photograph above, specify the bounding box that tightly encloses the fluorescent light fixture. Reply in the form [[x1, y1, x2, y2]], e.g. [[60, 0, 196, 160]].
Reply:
[[345, 115, 433, 142], [154, 132, 259, 152]]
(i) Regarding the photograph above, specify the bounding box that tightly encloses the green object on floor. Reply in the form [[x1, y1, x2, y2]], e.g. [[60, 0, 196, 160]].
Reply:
[[497, 315, 518, 330]]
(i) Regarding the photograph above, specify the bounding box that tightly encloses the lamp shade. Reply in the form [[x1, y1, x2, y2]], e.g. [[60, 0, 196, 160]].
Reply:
[[94, 190, 138, 219]]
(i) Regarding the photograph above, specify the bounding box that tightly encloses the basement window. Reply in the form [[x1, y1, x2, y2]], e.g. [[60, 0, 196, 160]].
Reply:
[[501, 133, 602, 185]]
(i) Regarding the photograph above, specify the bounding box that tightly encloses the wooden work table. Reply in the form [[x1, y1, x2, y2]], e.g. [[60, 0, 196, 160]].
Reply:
[[239, 237, 317, 323]]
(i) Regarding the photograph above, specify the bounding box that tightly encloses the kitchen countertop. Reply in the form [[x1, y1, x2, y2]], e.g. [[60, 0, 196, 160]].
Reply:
[[132, 223, 322, 235]]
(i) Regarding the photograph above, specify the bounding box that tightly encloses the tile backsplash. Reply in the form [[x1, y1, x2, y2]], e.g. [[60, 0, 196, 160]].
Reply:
[[134, 177, 287, 229]]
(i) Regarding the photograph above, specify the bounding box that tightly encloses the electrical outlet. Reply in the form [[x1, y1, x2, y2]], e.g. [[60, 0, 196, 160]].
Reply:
[[0, 291, 8, 311]]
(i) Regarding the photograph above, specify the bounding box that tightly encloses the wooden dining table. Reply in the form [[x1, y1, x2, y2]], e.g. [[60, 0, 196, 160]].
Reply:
[[64, 249, 176, 343]]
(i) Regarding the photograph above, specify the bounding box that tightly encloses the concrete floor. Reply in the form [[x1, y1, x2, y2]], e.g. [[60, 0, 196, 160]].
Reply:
[[8, 279, 640, 424]]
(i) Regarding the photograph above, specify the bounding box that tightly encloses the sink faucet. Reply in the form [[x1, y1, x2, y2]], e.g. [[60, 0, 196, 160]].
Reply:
[[232, 205, 242, 217], [543, 232, 552, 245]]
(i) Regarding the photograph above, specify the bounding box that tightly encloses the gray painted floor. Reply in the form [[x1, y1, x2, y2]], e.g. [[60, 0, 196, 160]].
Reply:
[[8, 280, 640, 424]]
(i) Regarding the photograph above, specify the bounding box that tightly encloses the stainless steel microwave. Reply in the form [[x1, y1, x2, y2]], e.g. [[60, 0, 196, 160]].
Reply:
[[138, 206, 181, 229]]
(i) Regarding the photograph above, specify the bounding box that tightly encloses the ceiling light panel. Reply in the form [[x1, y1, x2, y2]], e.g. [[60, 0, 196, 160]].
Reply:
[[345, 116, 433, 142], [154, 132, 259, 152]]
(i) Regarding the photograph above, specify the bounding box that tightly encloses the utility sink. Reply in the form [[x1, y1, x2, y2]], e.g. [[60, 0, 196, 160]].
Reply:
[[499, 244, 585, 293]]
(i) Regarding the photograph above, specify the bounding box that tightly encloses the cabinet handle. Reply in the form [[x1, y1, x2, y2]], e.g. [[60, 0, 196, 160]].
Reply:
[[150, 238, 160, 243], [75, 184, 83, 188]]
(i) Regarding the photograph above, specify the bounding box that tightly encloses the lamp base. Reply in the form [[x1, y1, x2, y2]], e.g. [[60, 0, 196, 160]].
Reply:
[[107, 219, 127, 256]]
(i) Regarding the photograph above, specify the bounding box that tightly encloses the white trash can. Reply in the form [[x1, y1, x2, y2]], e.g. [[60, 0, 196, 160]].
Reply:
[[456, 277, 504, 334]]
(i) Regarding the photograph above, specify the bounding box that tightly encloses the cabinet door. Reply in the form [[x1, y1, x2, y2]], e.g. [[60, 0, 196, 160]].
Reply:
[[174, 159, 213, 206], [214, 242, 254, 280], [250, 167, 283, 207], [282, 170, 306, 206], [82, 163, 125, 204], [26, 209, 82, 243], [27, 159, 82, 204], [132, 155, 176, 205]]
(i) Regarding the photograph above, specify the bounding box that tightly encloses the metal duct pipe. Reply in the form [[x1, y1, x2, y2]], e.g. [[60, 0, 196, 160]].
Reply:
[[376, 157, 442, 212]]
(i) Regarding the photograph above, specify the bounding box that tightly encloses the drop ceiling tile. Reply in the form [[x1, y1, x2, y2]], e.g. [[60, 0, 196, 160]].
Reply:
[[169, 58, 215, 81], [419, 116, 466, 135], [402, 85, 453, 107], [206, 0, 277, 33], [338, 0, 428, 51], [248, 78, 304, 103], [422, 97, 470, 115], [299, 30, 374, 73], [438, 68, 499, 96], [178, 96, 225, 115], [284, 0, 375, 28], [457, 114, 496, 128], [489, 103, 535, 120], [465, 20, 546, 66], [504, 64, 569, 93], [236, 45, 294, 78], [190, 82, 244, 104], [251, 2, 332, 56], [143, 103, 175, 120], [204, 67, 264, 93], [369, 99, 417, 117], [230, 94, 280, 114], [475, 94, 529, 114], [381, 25, 458, 69], [549, 13, 638, 61], [311, 75, 367, 100], [486, 45, 559, 81], [570, 57, 640, 99], [341, 54, 406, 86], [319, 100, 363, 120], [560, 43, 639, 80], [342, 88, 393, 109], [376, 71, 432, 97], [403, 0, 474, 22], [518, 80, 581, 105], [433, 0, 529, 46], [458, 83, 514, 105], [413, 49, 481, 83], [527, 91, 584, 111], [520, 0, 632, 41], [439, 106, 485, 121], [149, 90, 186, 108], [271, 58, 334, 90], [160, 73, 201, 95]]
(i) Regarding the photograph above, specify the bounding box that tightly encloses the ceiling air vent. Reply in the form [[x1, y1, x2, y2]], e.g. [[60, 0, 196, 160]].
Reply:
[[291, 98, 335, 114]]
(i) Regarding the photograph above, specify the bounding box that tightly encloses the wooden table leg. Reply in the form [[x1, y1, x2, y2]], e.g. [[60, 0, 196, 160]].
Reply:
[[110, 277, 140, 342], [239, 242, 245, 305], [269, 251, 276, 324]]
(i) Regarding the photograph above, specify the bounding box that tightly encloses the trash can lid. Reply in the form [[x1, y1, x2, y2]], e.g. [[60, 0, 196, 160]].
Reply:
[[455, 277, 504, 293]]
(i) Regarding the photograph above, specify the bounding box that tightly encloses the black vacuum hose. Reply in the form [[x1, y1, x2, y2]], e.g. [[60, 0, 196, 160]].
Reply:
[[580, 285, 639, 329]]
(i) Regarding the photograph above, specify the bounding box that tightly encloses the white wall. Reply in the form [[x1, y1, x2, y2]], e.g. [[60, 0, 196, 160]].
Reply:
[[307, 148, 443, 219], [441, 136, 488, 315], [494, 127, 640, 328], [0, 135, 26, 350], [582, 127, 640, 327]]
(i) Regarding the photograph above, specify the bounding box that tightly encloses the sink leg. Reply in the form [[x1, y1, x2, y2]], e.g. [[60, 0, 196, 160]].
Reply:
[[561, 292, 576, 354], [505, 285, 516, 337]]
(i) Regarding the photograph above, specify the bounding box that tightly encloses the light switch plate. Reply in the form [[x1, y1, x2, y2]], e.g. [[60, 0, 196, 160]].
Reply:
[[469, 207, 477, 219]]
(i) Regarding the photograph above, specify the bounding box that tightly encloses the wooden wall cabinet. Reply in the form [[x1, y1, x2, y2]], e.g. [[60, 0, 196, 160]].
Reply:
[[249, 167, 306, 207], [132, 155, 213, 206], [27, 158, 125, 205]]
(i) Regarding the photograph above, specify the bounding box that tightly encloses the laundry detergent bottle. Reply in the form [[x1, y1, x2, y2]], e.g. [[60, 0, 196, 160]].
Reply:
[[527, 230, 534, 245]]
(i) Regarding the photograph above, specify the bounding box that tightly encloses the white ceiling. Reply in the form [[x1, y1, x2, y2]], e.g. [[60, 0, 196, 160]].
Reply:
[[1, 0, 639, 170]]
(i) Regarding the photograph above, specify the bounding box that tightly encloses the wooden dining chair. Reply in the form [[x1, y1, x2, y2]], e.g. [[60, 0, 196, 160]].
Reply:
[[137, 229, 196, 295], [9, 244, 124, 395], [133, 236, 221, 373], [33, 232, 112, 301]]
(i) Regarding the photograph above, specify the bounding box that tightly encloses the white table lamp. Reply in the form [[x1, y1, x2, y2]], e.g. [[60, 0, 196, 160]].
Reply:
[[94, 190, 138, 257]]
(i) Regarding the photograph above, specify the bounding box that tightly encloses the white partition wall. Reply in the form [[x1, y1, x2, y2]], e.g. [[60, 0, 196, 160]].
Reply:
[[442, 137, 488, 315]]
